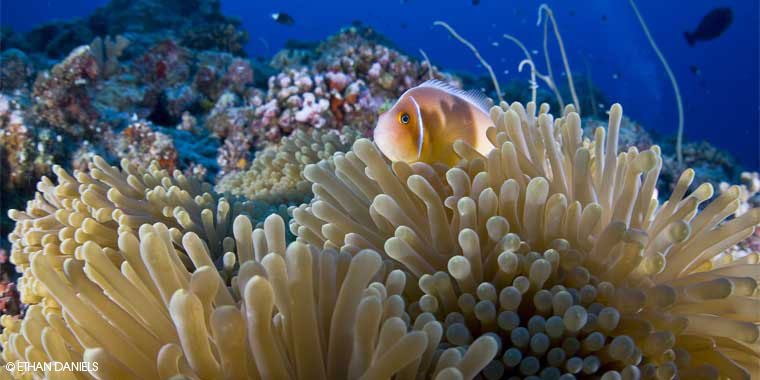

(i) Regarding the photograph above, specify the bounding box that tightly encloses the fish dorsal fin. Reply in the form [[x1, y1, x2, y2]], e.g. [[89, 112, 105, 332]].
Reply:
[[417, 79, 493, 113]]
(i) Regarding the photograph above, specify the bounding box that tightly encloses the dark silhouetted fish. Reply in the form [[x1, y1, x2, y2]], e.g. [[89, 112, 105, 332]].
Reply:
[[685, 7, 732, 46], [472, 0, 480, 5], [601, 15, 607, 22], [690, 65, 701, 75], [271, 13, 295, 26]]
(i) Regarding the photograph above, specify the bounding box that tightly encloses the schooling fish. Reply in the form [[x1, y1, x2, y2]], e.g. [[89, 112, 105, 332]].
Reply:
[[685, 7, 732, 46], [373, 80, 494, 166], [271, 12, 295, 26]]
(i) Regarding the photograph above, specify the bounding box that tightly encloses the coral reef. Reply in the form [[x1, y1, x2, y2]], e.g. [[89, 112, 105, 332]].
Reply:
[[89, 35, 130, 79], [108, 120, 178, 171], [0, 95, 66, 194], [0, 248, 22, 321], [1, 29, 255, 220], [1, 18, 460, 221], [312, 26, 457, 99], [2, 101, 758, 380], [584, 115, 740, 198], [255, 27, 459, 143], [216, 126, 363, 203], [262, 68, 329, 130], [659, 140, 740, 195], [180, 22, 249, 57], [1, 0, 247, 59], [135, 39, 192, 88], [0, 49, 35, 92], [721, 172, 760, 258], [583, 115, 654, 154], [31, 46, 102, 136]]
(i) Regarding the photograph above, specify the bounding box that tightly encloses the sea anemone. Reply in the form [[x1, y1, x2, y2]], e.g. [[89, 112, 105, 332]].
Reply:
[[2, 211, 491, 379], [216, 126, 363, 204], [6, 157, 260, 306], [2, 102, 758, 380], [292, 102, 760, 379]]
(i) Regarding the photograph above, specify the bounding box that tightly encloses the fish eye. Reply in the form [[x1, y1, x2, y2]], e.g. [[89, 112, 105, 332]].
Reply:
[[399, 113, 410, 124]]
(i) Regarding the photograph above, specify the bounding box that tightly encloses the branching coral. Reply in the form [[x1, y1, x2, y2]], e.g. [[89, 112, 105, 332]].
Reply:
[[216, 126, 363, 203], [291, 102, 760, 379], [89, 35, 129, 79]]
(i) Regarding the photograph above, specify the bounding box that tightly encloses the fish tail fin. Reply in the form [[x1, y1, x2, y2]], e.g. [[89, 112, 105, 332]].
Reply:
[[684, 31, 695, 46]]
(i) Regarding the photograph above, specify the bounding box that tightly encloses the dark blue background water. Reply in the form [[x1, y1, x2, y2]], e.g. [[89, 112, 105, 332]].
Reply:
[[3, 0, 758, 169]]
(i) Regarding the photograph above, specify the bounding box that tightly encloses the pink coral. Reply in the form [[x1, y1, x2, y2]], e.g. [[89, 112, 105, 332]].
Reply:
[[222, 58, 254, 92], [325, 71, 350, 91], [294, 92, 329, 128], [246, 67, 377, 144], [367, 62, 381, 78], [236, 28, 461, 147], [313, 27, 459, 98]]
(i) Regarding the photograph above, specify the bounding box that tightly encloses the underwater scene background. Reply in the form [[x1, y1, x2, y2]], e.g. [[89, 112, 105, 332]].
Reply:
[[1, 0, 760, 379], [4, 0, 759, 168]]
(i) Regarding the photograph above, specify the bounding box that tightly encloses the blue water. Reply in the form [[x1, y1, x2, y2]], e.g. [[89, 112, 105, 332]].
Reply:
[[3, 0, 758, 169]]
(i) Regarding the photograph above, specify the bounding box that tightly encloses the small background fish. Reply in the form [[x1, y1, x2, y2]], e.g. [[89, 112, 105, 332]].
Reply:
[[272, 12, 295, 25], [685, 7, 732, 46]]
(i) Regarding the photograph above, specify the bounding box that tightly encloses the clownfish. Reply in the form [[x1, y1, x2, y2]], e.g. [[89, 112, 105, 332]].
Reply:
[[373, 80, 494, 167]]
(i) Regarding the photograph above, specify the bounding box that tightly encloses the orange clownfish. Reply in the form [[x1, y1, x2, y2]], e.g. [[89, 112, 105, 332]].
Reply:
[[373, 80, 494, 166]]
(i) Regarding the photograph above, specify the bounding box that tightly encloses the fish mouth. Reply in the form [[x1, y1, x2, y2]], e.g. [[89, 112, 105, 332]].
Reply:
[[373, 115, 407, 162], [373, 128, 395, 161], [372, 112, 389, 142]]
